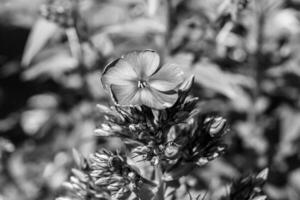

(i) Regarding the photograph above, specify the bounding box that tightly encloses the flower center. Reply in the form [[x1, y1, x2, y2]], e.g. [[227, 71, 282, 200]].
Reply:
[[137, 80, 147, 88]]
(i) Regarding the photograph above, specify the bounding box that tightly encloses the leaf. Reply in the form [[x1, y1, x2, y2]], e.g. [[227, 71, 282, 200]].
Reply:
[[22, 18, 60, 66], [90, 33, 114, 56], [275, 106, 300, 161], [22, 46, 78, 80], [72, 149, 84, 168], [162, 163, 194, 181], [103, 18, 166, 37], [256, 168, 269, 181], [21, 109, 51, 135], [191, 61, 253, 110], [152, 181, 165, 200], [147, 0, 160, 16]]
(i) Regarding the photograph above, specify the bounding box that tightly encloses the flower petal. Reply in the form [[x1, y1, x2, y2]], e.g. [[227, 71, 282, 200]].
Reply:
[[122, 50, 160, 78], [150, 89, 178, 108], [149, 63, 184, 92], [139, 88, 178, 109], [110, 84, 138, 105], [101, 58, 138, 89]]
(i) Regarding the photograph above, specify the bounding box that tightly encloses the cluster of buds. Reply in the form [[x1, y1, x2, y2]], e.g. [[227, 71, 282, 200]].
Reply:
[[39, 0, 77, 27], [131, 114, 228, 170], [95, 61, 229, 169], [61, 50, 269, 199], [96, 77, 199, 165], [157, 115, 228, 181], [95, 83, 228, 180], [97, 94, 200, 164], [174, 115, 228, 166], [220, 168, 269, 200], [62, 150, 150, 200]]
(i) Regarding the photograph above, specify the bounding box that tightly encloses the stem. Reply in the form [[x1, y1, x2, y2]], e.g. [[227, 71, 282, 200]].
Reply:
[[66, 27, 82, 62], [165, 179, 180, 200], [248, 0, 265, 125], [65, 6, 95, 101], [164, 0, 173, 57]]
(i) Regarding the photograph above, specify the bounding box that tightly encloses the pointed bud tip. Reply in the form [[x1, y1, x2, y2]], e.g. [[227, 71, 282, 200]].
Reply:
[[256, 168, 269, 181], [94, 129, 113, 136], [179, 75, 195, 92], [72, 148, 82, 167], [253, 195, 267, 200]]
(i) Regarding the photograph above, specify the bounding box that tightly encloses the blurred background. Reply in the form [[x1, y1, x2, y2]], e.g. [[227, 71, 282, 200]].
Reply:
[[0, 0, 300, 199]]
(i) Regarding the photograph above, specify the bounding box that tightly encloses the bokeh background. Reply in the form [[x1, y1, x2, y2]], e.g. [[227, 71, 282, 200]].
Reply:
[[0, 0, 300, 199]]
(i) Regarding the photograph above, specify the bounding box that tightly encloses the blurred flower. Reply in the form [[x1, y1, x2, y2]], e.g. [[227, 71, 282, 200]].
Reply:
[[101, 50, 185, 109], [40, 0, 77, 28]]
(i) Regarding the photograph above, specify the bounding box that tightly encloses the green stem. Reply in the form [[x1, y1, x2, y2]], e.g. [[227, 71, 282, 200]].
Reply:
[[165, 179, 180, 200], [164, 0, 173, 57], [249, 0, 265, 125]]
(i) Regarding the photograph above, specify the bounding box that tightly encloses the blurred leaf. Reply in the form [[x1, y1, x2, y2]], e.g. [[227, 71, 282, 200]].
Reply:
[[0, 137, 15, 156], [152, 181, 165, 200], [83, 3, 128, 29], [0, 0, 41, 27], [275, 106, 300, 161], [265, 9, 300, 38], [103, 18, 165, 37], [21, 109, 52, 135], [22, 18, 61, 66], [81, 43, 99, 68], [235, 121, 268, 154], [147, 0, 160, 16], [27, 93, 59, 109], [288, 169, 300, 199], [43, 152, 70, 189], [22, 46, 78, 80], [86, 72, 106, 99], [163, 163, 194, 182], [190, 61, 253, 110], [90, 33, 114, 56]]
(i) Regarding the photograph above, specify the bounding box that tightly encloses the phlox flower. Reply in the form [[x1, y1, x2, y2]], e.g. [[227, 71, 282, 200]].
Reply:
[[101, 50, 185, 109]]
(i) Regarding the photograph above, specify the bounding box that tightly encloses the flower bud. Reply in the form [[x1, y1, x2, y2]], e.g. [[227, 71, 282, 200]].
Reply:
[[108, 156, 124, 170], [150, 156, 159, 166], [205, 116, 227, 137], [164, 142, 180, 160], [196, 157, 209, 166], [71, 169, 88, 183], [95, 177, 111, 186], [112, 187, 131, 200]]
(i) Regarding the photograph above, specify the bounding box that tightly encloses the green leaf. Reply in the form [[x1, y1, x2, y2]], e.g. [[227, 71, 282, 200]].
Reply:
[[163, 163, 194, 181], [192, 61, 253, 110], [152, 181, 165, 200], [22, 18, 60, 66], [22, 46, 78, 80]]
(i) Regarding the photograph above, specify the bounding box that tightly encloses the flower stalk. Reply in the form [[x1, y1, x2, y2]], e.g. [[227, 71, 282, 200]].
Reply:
[[60, 50, 268, 200]]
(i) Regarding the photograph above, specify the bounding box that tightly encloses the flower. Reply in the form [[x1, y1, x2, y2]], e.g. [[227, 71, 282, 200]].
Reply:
[[101, 50, 185, 109]]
